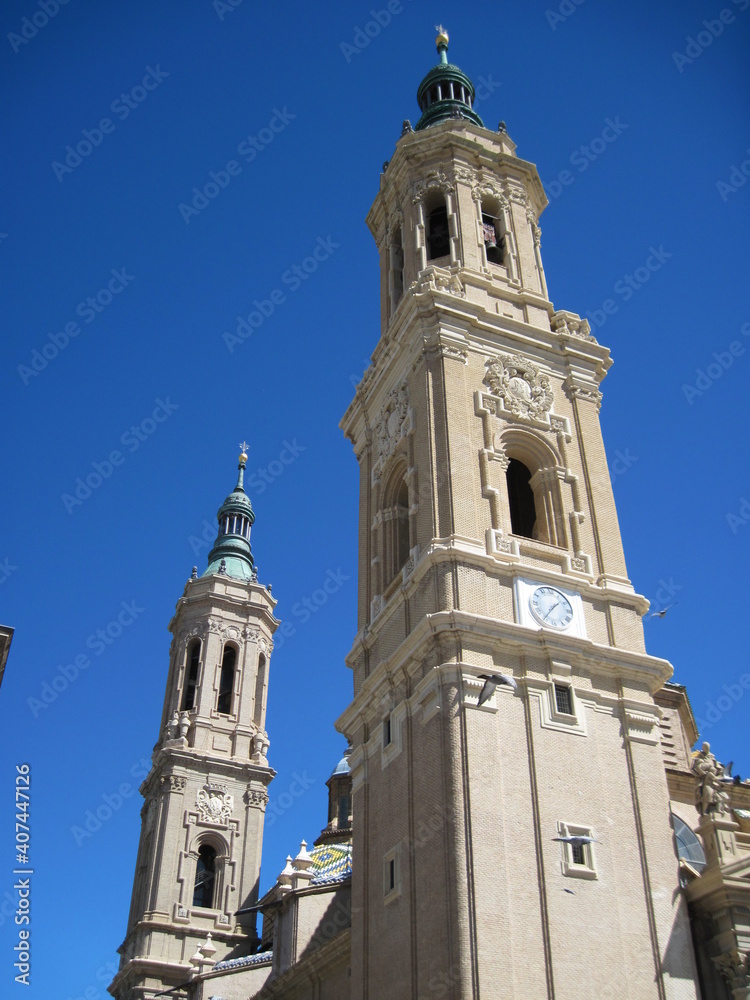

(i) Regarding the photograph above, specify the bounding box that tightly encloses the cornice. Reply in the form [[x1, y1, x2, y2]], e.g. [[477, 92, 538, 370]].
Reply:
[[338, 606, 673, 732]]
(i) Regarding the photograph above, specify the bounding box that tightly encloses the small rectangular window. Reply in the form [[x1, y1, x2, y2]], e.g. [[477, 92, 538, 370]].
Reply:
[[383, 717, 392, 747], [554, 684, 572, 715], [571, 843, 585, 866], [388, 858, 395, 892]]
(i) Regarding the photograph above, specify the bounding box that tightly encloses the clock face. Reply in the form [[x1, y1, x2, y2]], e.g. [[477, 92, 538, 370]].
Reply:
[[530, 586, 574, 629]]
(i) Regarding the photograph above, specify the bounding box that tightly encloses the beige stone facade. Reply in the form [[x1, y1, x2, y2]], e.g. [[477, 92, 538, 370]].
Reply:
[[111, 42, 750, 1000]]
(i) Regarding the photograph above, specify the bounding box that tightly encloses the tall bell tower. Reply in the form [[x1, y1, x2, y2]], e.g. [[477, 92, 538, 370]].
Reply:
[[110, 448, 278, 1000], [338, 31, 701, 999]]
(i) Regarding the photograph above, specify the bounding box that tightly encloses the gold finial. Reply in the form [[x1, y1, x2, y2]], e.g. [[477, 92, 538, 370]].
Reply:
[[239, 440, 249, 463], [435, 24, 449, 48]]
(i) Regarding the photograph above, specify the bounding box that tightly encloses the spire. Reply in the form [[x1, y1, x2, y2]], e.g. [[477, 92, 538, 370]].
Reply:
[[202, 444, 256, 582], [414, 28, 485, 132]]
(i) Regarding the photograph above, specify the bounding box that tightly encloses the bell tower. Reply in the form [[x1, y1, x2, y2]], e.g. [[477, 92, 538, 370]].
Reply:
[[110, 447, 278, 1000], [339, 31, 700, 999]]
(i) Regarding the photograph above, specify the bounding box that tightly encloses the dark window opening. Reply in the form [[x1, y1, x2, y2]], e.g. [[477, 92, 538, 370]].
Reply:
[[507, 459, 536, 538], [554, 684, 573, 715], [388, 858, 396, 892], [395, 480, 410, 571], [338, 795, 351, 829], [181, 641, 200, 711], [429, 85, 438, 105], [253, 654, 266, 728], [391, 230, 404, 307], [192, 844, 216, 908], [217, 646, 236, 715], [427, 206, 450, 260], [383, 717, 392, 746], [482, 213, 505, 265], [571, 842, 585, 866]]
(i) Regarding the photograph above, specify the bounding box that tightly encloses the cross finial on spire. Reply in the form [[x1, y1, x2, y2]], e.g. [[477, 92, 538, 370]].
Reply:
[[434, 25, 449, 63], [239, 440, 249, 455]]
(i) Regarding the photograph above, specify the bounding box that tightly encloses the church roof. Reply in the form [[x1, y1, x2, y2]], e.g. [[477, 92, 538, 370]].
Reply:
[[308, 842, 352, 886], [414, 28, 484, 132], [213, 950, 273, 972], [203, 447, 256, 582], [330, 749, 352, 777]]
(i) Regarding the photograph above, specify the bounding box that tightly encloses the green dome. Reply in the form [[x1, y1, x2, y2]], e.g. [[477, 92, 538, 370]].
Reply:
[[203, 450, 256, 582], [414, 34, 484, 132]]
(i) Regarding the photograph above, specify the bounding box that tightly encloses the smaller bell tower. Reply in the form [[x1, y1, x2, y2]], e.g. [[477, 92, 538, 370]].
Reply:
[[110, 447, 279, 1000]]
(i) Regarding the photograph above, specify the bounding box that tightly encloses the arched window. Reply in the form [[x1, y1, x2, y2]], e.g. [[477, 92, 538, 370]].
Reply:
[[671, 814, 706, 873], [253, 654, 266, 728], [217, 646, 236, 715], [426, 201, 450, 260], [181, 640, 201, 711], [482, 212, 504, 266], [390, 227, 404, 311], [383, 467, 410, 586], [192, 844, 216, 908], [507, 459, 537, 539], [338, 794, 352, 829]]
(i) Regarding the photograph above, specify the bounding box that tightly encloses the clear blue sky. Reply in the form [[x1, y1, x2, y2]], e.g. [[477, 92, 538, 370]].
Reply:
[[1, 1, 748, 995]]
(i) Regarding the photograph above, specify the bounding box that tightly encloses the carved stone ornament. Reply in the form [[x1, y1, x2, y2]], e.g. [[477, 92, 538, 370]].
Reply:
[[484, 354, 553, 421], [415, 268, 464, 298], [184, 622, 206, 640], [471, 180, 507, 207], [374, 383, 411, 464], [453, 166, 475, 186], [505, 185, 529, 208], [412, 168, 452, 203], [713, 950, 749, 991], [563, 377, 603, 409], [692, 742, 730, 816], [551, 310, 595, 343], [196, 783, 234, 824], [246, 787, 269, 808], [162, 775, 187, 792]]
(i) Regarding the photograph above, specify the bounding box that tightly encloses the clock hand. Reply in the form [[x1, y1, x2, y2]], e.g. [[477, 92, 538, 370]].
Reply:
[[544, 601, 560, 621]]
